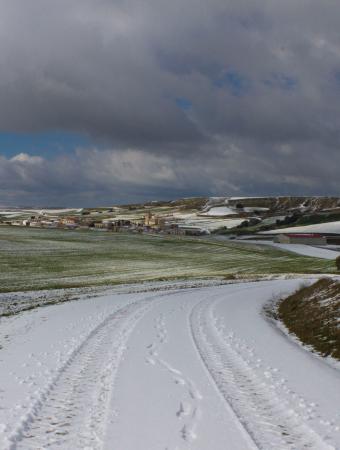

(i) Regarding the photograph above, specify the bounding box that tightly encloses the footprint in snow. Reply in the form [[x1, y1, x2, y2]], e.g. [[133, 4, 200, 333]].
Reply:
[[174, 377, 186, 386], [145, 357, 156, 365], [176, 402, 192, 418]]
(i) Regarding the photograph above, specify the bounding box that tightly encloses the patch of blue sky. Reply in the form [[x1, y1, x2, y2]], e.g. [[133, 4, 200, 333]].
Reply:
[[213, 70, 251, 96], [333, 70, 340, 86], [263, 73, 298, 91], [0, 131, 92, 159], [175, 97, 193, 111]]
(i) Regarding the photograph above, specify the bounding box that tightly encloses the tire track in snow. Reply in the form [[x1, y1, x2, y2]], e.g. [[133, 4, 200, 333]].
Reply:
[[7, 294, 160, 450], [190, 296, 335, 450]]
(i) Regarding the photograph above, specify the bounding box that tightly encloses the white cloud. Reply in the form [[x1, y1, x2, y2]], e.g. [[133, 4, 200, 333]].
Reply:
[[10, 153, 44, 164]]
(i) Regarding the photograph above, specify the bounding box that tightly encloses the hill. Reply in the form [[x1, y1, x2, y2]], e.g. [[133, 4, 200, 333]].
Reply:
[[2, 195, 340, 235]]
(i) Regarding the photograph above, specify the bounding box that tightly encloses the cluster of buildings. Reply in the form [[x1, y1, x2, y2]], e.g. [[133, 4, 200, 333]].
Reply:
[[142, 212, 207, 235], [0, 211, 208, 236], [1, 215, 82, 230]]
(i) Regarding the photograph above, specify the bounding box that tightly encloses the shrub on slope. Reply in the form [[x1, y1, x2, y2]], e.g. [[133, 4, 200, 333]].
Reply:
[[278, 279, 340, 360]]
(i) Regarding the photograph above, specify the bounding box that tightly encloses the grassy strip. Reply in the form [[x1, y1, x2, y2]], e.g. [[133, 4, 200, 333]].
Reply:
[[277, 279, 340, 360], [0, 226, 335, 293]]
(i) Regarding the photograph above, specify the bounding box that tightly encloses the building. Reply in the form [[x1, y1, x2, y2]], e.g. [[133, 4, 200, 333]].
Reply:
[[177, 225, 208, 236], [326, 236, 340, 245], [274, 233, 327, 245], [94, 222, 106, 229], [61, 217, 79, 225], [161, 223, 186, 235], [144, 212, 157, 227]]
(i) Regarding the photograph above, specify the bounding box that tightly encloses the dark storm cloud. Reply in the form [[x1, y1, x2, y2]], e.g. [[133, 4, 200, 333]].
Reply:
[[1, 0, 340, 204]]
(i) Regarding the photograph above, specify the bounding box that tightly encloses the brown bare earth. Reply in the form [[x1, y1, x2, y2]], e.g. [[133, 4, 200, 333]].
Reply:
[[278, 278, 340, 360]]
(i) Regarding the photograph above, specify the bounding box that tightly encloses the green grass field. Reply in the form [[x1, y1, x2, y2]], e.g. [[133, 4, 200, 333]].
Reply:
[[0, 226, 335, 292]]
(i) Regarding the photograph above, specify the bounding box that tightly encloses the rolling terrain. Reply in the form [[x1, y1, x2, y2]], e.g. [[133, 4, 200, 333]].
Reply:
[[1, 197, 340, 449], [0, 226, 335, 294]]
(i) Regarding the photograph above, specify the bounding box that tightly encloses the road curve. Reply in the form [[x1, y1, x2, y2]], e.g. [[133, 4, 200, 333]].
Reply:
[[0, 280, 339, 449]]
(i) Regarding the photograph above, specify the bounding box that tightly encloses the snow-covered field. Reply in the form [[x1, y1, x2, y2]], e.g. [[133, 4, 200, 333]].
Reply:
[[235, 239, 340, 260], [0, 208, 82, 218], [1, 280, 339, 449], [200, 206, 235, 216], [172, 213, 245, 230], [261, 220, 340, 235]]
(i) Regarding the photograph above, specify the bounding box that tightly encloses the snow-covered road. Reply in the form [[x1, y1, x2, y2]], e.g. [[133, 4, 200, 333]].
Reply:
[[1, 280, 339, 449]]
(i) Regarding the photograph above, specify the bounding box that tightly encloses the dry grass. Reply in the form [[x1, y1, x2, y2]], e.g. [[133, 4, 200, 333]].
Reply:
[[278, 278, 340, 360]]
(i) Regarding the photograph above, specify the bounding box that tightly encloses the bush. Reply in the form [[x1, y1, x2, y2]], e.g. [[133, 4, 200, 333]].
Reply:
[[336, 256, 340, 271]]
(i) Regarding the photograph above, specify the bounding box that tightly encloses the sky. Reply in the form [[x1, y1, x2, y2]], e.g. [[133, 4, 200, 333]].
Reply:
[[0, 0, 340, 206]]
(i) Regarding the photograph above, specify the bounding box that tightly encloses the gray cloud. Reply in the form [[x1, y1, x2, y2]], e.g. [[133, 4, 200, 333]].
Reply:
[[0, 0, 340, 203], [1, 142, 340, 206]]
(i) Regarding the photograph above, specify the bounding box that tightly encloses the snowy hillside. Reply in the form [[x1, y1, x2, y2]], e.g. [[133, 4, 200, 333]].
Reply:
[[200, 206, 235, 216]]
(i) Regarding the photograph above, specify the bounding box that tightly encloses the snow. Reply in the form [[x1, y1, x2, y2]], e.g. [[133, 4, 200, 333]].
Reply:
[[243, 206, 269, 212], [0, 211, 23, 216], [187, 217, 245, 231], [0, 280, 339, 449], [201, 206, 235, 216], [0, 208, 82, 215], [37, 208, 83, 214], [171, 215, 245, 231], [235, 239, 340, 259], [0, 208, 83, 219], [228, 196, 268, 200], [261, 220, 340, 235]]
